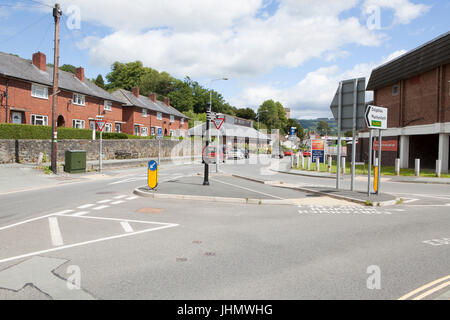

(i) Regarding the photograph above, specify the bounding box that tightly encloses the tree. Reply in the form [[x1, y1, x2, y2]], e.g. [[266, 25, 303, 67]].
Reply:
[[59, 64, 76, 74], [235, 107, 256, 120], [168, 80, 195, 113], [257, 100, 288, 134], [316, 120, 332, 136], [105, 61, 148, 91], [94, 74, 105, 89]]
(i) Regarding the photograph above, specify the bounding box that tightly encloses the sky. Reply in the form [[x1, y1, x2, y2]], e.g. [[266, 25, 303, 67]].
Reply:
[[0, 0, 448, 119]]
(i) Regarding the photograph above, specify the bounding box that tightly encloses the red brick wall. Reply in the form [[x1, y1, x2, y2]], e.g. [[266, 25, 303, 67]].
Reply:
[[0, 76, 123, 131], [373, 64, 450, 128]]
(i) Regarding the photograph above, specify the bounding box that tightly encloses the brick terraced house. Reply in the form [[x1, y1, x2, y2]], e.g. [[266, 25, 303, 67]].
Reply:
[[111, 87, 189, 137], [0, 51, 189, 137], [0, 51, 125, 133], [358, 32, 450, 173]]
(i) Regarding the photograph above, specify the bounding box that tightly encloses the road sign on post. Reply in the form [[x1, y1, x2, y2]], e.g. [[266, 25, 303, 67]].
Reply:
[[213, 117, 225, 130], [95, 120, 106, 132], [330, 77, 366, 190], [147, 160, 158, 190], [365, 105, 388, 129]]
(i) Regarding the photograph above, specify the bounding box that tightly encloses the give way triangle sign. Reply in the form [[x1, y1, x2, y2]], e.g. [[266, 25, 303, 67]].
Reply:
[[213, 117, 225, 130], [95, 120, 107, 132]]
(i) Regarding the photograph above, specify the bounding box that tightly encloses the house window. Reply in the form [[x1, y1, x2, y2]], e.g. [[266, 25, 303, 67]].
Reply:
[[141, 127, 148, 136], [134, 125, 140, 136], [104, 100, 112, 111], [73, 93, 85, 106], [157, 112, 162, 120], [151, 127, 155, 135], [72, 119, 85, 129], [104, 123, 112, 132], [392, 85, 399, 96], [31, 84, 48, 99], [31, 114, 48, 125], [181, 118, 184, 125], [170, 115, 174, 123], [142, 108, 147, 117], [89, 120, 96, 130], [170, 130, 175, 136], [115, 123, 121, 133]]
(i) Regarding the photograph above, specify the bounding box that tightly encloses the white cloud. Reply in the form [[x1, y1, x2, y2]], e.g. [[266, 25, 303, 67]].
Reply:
[[48, 0, 387, 78], [362, 0, 430, 25]]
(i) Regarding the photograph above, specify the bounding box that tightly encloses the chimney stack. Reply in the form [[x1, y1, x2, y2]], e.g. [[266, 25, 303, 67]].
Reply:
[[132, 87, 140, 98], [149, 93, 157, 103], [75, 67, 84, 82], [164, 97, 170, 106], [32, 52, 46, 72]]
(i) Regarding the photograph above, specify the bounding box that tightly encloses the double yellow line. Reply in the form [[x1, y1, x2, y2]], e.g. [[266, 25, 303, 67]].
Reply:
[[398, 275, 450, 300]]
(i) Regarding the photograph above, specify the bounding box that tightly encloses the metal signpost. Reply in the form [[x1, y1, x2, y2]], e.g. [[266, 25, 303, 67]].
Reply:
[[95, 118, 106, 173], [156, 127, 163, 164], [330, 78, 366, 190], [203, 104, 214, 185], [365, 105, 388, 196], [147, 160, 158, 190], [213, 115, 225, 173]]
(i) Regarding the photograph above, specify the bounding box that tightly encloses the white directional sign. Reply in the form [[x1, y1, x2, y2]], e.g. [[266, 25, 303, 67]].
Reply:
[[365, 105, 388, 129]]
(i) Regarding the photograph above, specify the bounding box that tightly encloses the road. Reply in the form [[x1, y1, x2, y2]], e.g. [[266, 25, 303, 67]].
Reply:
[[0, 155, 449, 300]]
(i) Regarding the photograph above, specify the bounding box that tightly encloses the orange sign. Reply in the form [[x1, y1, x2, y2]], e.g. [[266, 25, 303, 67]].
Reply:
[[373, 140, 398, 152], [311, 140, 324, 150]]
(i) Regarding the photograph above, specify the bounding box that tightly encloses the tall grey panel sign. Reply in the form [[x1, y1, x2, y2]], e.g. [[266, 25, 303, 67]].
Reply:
[[330, 78, 366, 131]]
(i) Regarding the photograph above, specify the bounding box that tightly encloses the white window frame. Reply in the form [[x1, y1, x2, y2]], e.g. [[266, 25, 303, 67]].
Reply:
[[72, 119, 85, 129], [142, 108, 148, 117], [134, 125, 140, 136], [151, 127, 155, 135], [73, 93, 86, 106], [157, 112, 162, 120], [170, 115, 175, 123], [104, 123, 112, 133], [115, 123, 121, 133], [31, 114, 48, 126], [31, 84, 48, 100], [181, 118, 184, 125], [104, 100, 112, 111], [141, 127, 148, 137]]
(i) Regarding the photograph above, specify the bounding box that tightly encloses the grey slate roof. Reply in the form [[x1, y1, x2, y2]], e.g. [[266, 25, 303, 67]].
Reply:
[[188, 122, 270, 140], [111, 89, 189, 119], [0, 51, 122, 103], [367, 31, 450, 90]]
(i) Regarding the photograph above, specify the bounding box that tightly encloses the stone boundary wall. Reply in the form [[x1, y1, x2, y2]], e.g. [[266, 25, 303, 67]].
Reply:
[[0, 139, 203, 164]]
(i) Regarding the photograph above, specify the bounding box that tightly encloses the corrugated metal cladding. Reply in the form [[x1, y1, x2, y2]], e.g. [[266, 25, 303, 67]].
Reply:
[[367, 32, 450, 91]]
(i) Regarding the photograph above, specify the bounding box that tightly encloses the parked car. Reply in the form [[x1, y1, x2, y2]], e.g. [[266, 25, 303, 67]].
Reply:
[[284, 150, 293, 156], [228, 149, 245, 160], [202, 146, 226, 164], [303, 151, 311, 157]]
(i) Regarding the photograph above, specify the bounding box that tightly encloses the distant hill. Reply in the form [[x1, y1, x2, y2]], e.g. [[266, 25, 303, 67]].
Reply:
[[295, 118, 337, 134]]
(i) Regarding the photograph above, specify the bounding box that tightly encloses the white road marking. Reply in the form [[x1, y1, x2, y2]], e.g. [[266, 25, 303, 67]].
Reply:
[[92, 205, 109, 210], [210, 178, 284, 200], [111, 200, 125, 205], [97, 199, 112, 204], [120, 221, 134, 233], [113, 195, 127, 199], [53, 210, 74, 215], [0, 215, 179, 265], [77, 204, 95, 209], [70, 211, 89, 217], [125, 196, 138, 200], [48, 217, 64, 247]]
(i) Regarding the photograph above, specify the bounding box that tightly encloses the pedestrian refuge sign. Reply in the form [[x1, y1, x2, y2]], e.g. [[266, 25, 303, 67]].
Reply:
[[147, 160, 158, 190]]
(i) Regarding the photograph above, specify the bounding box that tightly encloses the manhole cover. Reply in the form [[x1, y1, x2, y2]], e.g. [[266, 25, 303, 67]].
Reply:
[[136, 207, 164, 214]]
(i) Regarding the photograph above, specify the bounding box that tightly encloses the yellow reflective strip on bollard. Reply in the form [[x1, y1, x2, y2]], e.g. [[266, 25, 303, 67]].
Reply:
[[147, 160, 158, 190], [373, 166, 378, 193]]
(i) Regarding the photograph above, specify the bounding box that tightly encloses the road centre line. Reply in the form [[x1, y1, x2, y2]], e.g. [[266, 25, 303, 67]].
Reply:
[[398, 275, 450, 300], [111, 200, 125, 205], [209, 178, 284, 200], [97, 199, 112, 204], [92, 205, 109, 210], [113, 195, 127, 199], [48, 217, 64, 247]]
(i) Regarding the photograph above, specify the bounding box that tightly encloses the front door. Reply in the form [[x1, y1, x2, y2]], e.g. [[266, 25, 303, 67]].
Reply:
[[11, 112, 22, 124]]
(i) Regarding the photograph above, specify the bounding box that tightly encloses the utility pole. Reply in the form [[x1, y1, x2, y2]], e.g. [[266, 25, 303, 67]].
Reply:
[[203, 102, 211, 185], [51, 3, 62, 174]]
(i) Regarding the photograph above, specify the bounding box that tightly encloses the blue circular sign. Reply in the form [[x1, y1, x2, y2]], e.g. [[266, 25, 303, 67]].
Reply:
[[148, 160, 158, 171]]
